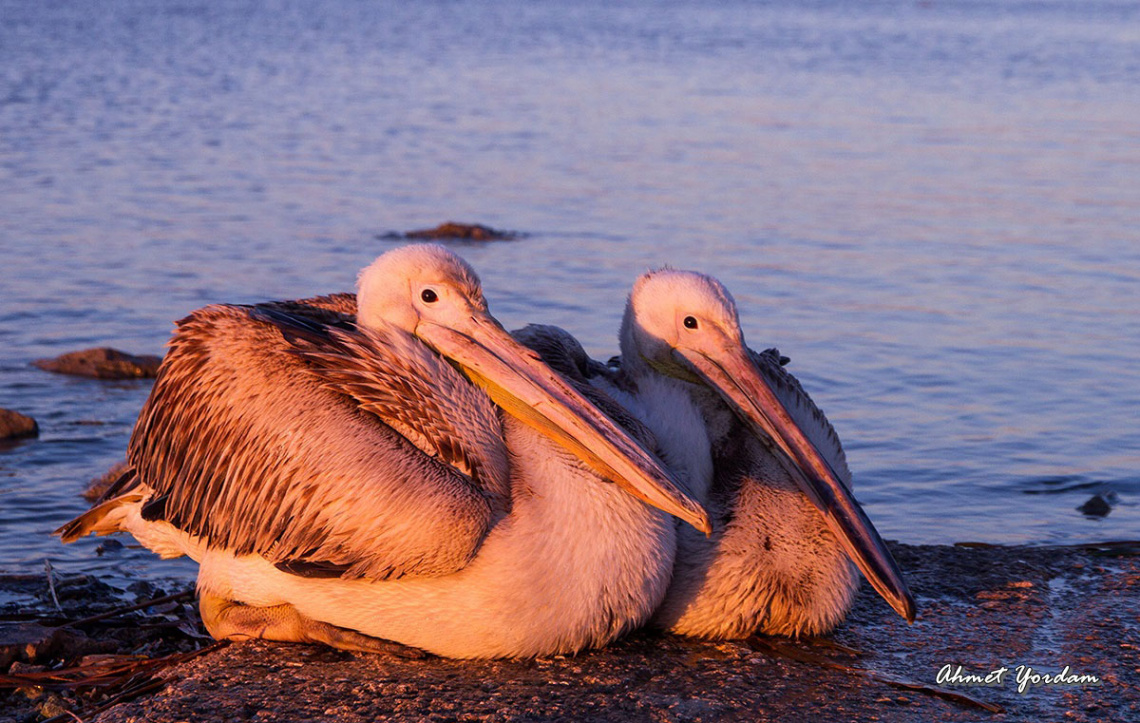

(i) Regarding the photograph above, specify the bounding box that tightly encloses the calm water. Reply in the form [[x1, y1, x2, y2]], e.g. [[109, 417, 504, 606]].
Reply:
[[2, 0, 1138, 585]]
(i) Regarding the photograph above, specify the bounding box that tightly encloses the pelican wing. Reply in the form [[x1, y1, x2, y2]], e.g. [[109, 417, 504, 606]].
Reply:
[[258, 305, 510, 502], [263, 292, 358, 316], [129, 302, 509, 581]]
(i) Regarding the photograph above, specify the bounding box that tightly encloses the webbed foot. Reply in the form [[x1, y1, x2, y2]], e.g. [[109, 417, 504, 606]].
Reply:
[[198, 592, 427, 658]]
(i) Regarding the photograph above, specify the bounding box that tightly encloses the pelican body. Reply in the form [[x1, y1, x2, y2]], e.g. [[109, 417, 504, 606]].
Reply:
[[516, 270, 915, 639], [60, 246, 710, 659]]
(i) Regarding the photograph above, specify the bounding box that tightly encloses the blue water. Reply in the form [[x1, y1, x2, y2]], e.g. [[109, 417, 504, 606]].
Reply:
[[2, 0, 1138, 584]]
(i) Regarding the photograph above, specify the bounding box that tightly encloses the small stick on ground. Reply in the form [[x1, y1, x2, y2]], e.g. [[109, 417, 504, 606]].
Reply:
[[63, 589, 194, 628], [44, 559, 63, 613]]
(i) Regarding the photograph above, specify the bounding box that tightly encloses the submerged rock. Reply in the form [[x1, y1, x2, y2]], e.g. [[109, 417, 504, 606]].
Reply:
[[1077, 493, 1114, 517], [0, 408, 38, 440], [33, 347, 162, 380], [83, 459, 132, 502], [379, 222, 522, 242]]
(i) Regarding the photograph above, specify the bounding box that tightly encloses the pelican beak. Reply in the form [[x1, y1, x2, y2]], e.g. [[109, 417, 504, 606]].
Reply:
[[678, 343, 916, 623], [417, 314, 712, 535]]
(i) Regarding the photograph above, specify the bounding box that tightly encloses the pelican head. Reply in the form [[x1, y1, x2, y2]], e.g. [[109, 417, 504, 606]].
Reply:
[[621, 269, 916, 623], [358, 244, 487, 333], [356, 245, 711, 535]]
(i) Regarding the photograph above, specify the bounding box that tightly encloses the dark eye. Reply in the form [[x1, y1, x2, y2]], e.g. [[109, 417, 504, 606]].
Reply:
[[421, 288, 438, 304], [683, 316, 699, 329]]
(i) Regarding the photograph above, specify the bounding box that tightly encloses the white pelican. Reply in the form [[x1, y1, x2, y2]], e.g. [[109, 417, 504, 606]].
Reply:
[[515, 269, 915, 639], [59, 245, 711, 659]]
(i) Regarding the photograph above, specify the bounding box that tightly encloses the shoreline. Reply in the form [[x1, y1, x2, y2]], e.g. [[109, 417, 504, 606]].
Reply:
[[2, 542, 1137, 722]]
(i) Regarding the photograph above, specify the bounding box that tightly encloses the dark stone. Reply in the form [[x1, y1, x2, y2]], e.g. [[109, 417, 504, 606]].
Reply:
[[33, 347, 163, 379], [0, 623, 61, 670], [0, 409, 38, 440], [127, 581, 156, 598], [95, 539, 124, 556], [379, 222, 521, 242], [1077, 493, 1113, 517]]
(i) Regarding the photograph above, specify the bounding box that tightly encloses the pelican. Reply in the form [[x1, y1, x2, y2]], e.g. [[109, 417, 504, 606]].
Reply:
[[59, 245, 711, 659], [515, 269, 915, 639]]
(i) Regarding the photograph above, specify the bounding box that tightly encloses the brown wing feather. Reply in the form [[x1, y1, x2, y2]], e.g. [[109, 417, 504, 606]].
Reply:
[[263, 306, 510, 503], [129, 302, 509, 581], [262, 292, 358, 317]]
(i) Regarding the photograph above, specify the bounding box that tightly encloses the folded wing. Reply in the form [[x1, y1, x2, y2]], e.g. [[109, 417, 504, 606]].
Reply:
[[127, 301, 510, 581]]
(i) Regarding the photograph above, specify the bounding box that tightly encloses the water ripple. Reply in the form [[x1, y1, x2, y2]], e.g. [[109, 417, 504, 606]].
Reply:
[[1, 0, 1137, 580]]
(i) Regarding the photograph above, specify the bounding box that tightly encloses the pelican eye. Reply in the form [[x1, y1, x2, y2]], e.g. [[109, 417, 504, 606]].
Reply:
[[683, 316, 699, 330], [421, 289, 439, 304]]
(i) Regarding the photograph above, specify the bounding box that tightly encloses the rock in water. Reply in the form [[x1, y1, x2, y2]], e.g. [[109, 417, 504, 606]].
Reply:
[[83, 459, 132, 502], [379, 222, 521, 241], [33, 347, 162, 379], [1077, 493, 1113, 517], [0, 408, 38, 440]]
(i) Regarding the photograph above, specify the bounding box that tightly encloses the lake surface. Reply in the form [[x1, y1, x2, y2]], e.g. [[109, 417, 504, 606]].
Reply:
[[2, 0, 1138, 586]]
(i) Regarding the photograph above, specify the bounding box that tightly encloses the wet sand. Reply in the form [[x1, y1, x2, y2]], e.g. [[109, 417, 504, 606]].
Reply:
[[3, 542, 1137, 723]]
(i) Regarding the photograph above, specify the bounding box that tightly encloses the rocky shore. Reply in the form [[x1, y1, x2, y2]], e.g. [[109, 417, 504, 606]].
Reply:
[[2, 542, 1136, 722]]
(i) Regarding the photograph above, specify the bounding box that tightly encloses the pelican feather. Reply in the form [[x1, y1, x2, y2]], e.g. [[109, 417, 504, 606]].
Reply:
[[126, 301, 509, 582]]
